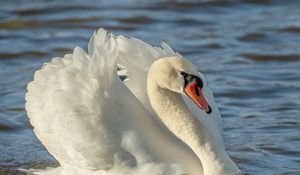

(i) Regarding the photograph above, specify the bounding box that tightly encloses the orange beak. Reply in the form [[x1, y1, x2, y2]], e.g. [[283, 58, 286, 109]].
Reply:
[[184, 80, 212, 114]]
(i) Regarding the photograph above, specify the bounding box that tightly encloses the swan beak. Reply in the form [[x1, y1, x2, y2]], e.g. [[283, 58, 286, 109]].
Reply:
[[184, 81, 212, 114]]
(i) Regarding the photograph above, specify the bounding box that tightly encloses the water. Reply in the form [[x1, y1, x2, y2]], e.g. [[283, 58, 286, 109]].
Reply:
[[1, 0, 300, 174]]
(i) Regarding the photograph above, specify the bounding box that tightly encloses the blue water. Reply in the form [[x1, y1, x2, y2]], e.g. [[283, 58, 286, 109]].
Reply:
[[1, 0, 300, 174]]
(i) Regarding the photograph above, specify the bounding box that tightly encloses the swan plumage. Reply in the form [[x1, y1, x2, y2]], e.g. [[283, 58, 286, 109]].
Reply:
[[25, 29, 241, 175]]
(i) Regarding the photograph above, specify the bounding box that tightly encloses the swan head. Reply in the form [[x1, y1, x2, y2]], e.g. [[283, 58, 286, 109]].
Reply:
[[149, 56, 212, 114]]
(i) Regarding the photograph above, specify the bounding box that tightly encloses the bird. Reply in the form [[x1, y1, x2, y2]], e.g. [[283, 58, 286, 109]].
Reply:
[[25, 28, 241, 175]]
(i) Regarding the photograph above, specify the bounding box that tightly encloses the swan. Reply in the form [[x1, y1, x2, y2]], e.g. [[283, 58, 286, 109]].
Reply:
[[25, 28, 241, 175]]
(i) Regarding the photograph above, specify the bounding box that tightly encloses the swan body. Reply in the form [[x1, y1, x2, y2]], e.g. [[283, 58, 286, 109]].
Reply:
[[25, 29, 241, 175]]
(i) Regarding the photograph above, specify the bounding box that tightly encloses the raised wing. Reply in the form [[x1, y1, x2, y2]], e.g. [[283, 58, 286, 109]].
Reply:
[[26, 30, 122, 170]]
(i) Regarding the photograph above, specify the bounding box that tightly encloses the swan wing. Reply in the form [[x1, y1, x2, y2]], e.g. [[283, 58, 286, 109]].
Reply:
[[25, 29, 129, 170]]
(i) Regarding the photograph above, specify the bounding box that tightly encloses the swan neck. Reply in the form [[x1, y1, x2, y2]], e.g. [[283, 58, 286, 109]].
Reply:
[[147, 78, 240, 175]]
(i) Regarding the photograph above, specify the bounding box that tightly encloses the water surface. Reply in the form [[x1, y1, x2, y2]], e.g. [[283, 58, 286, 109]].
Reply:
[[1, 0, 300, 174]]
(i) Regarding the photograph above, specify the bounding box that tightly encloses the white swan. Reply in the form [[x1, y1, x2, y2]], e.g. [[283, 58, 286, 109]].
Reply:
[[25, 29, 241, 175]]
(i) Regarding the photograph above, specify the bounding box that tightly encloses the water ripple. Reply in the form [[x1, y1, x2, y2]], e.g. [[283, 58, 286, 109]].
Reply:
[[1, 0, 300, 174]]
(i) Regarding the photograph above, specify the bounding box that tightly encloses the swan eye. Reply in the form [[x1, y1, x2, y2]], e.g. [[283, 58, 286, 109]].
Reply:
[[180, 71, 188, 78], [180, 71, 203, 88]]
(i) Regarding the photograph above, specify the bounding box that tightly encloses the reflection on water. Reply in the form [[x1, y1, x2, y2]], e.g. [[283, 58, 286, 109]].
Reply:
[[0, 0, 300, 174]]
